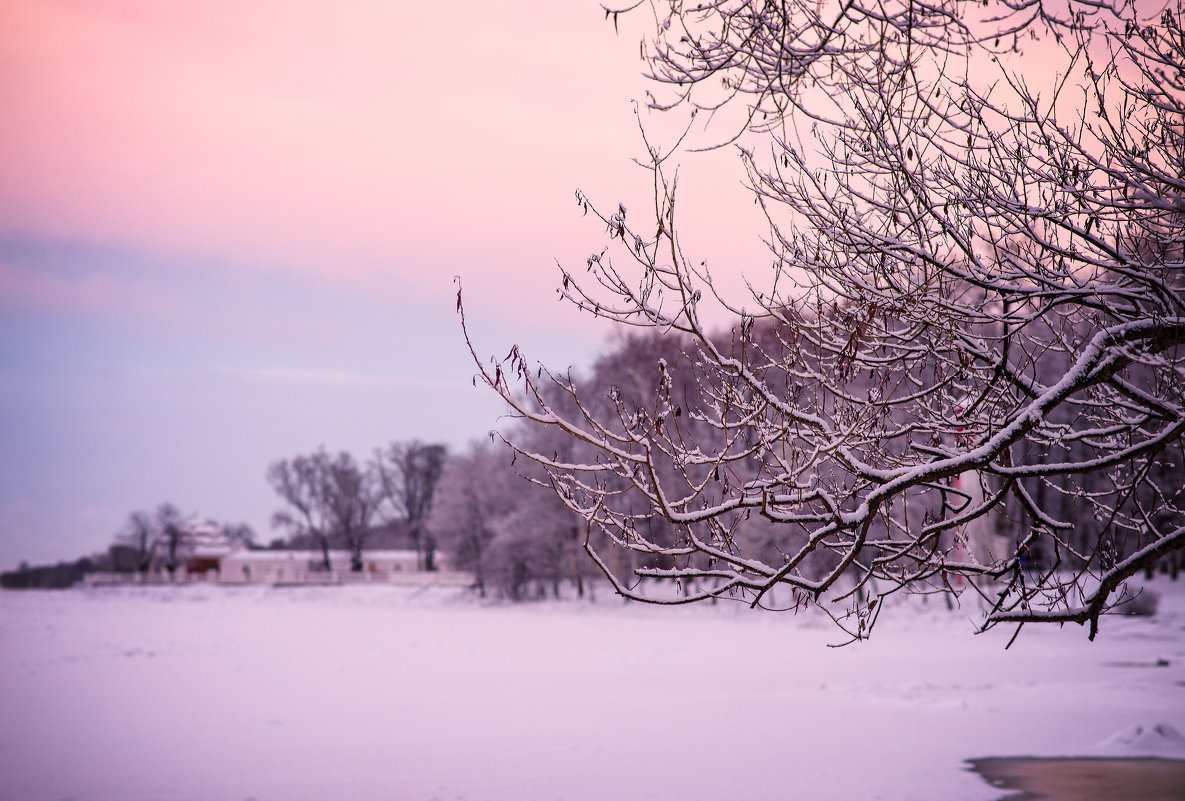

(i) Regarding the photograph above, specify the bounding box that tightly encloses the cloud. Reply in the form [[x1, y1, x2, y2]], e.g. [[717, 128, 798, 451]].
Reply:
[[207, 365, 494, 396], [0, 251, 183, 319], [213, 366, 400, 388], [0, 236, 385, 354]]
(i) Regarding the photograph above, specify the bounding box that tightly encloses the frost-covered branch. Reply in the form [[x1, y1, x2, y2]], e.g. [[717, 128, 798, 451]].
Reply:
[[462, 0, 1185, 639]]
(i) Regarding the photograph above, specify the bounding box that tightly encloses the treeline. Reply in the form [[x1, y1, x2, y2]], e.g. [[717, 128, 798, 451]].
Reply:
[[265, 439, 600, 600], [1, 558, 97, 589], [2, 503, 257, 589], [9, 322, 1183, 597], [267, 441, 447, 573], [0, 332, 883, 595], [443, 328, 827, 599], [468, 314, 1185, 602], [109, 502, 255, 576]]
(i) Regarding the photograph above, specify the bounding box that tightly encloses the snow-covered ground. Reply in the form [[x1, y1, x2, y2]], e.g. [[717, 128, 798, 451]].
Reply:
[[1, 578, 1183, 801]]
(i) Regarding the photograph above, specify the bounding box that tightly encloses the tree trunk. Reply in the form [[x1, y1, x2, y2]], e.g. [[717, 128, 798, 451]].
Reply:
[[411, 527, 423, 571], [423, 533, 437, 572]]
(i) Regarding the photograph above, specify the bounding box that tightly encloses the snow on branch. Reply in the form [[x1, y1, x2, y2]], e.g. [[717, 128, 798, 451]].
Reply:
[[460, 1, 1185, 640]]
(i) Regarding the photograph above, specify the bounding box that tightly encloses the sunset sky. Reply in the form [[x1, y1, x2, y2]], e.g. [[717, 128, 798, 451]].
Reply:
[[0, 1, 766, 568]]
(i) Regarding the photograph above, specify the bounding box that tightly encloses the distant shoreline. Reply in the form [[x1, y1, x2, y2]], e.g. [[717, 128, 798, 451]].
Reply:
[[966, 757, 1185, 801]]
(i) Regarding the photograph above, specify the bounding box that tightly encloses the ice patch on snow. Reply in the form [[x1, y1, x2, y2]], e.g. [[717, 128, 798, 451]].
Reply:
[[1090, 722, 1185, 758]]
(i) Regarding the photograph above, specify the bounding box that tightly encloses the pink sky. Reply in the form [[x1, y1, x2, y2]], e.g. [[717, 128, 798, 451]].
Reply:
[[0, 1, 769, 568], [2, 3, 651, 291]]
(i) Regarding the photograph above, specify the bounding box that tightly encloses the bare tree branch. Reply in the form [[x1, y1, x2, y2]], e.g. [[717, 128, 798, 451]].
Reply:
[[462, 0, 1185, 639]]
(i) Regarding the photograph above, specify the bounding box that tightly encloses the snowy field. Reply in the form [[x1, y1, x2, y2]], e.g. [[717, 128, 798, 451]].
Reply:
[[2, 578, 1184, 801]]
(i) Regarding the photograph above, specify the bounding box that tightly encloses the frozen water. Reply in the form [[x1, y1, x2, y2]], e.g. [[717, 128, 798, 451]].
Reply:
[[1, 578, 1183, 801]]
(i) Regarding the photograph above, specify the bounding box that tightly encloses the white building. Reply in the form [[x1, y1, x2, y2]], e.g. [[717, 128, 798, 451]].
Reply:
[[218, 549, 422, 584]]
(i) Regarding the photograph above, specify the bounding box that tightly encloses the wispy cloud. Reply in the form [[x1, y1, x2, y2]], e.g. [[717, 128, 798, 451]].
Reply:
[[0, 252, 183, 319], [208, 366, 472, 392], [214, 366, 399, 387], [0, 236, 371, 351]]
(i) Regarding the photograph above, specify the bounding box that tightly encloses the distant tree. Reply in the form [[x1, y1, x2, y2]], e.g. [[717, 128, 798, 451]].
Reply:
[[269, 451, 334, 568], [112, 504, 184, 575], [112, 504, 250, 578], [155, 503, 184, 577], [220, 522, 256, 548], [0, 558, 93, 589], [431, 438, 592, 601], [107, 543, 141, 573], [430, 441, 518, 596], [323, 451, 384, 571], [376, 441, 448, 571], [488, 492, 587, 601], [117, 510, 156, 574], [268, 449, 382, 571], [462, 1, 1185, 640]]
